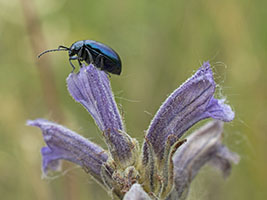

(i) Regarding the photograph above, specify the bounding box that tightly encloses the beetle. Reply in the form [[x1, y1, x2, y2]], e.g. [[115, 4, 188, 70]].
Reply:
[[38, 40, 122, 75]]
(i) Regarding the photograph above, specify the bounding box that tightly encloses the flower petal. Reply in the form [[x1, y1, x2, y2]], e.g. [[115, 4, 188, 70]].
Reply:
[[123, 184, 152, 200], [67, 65, 138, 168], [167, 120, 239, 200], [67, 64, 124, 131], [143, 62, 234, 163], [27, 119, 108, 184]]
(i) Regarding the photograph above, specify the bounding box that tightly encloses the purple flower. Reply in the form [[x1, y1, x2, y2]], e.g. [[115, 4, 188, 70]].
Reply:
[[27, 62, 239, 199]]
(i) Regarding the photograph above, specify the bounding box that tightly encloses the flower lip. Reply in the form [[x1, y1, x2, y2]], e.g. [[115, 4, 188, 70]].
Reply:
[[27, 119, 108, 183]]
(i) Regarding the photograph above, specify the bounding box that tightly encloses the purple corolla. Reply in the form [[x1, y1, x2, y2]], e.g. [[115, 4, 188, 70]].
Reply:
[[27, 62, 239, 199]]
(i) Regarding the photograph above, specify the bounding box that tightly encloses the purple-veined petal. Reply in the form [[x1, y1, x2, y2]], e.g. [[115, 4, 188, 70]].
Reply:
[[67, 64, 124, 131], [167, 120, 239, 200], [67, 65, 138, 168], [27, 119, 108, 184], [123, 184, 152, 200], [142, 62, 235, 163]]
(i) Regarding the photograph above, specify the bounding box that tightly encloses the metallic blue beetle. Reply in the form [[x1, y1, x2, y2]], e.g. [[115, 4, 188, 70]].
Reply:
[[38, 40, 122, 75]]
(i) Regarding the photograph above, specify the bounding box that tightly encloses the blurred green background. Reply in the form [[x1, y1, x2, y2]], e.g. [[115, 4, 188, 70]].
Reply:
[[0, 0, 266, 199]]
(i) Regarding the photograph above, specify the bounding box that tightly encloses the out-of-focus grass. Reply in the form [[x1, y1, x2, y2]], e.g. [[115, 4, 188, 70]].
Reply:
[[0, 0, 266, 199]]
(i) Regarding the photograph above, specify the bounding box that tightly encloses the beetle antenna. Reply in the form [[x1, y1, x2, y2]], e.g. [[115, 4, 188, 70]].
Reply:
[[37, 46, 69, 58]]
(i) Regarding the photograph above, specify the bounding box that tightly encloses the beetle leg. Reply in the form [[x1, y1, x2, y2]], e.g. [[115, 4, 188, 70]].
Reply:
[[100, 56, 104, 70], [95, 54, 101, 66], [84, 48, 94, 64], [95, 55, 105, 69], [105, 71, 111, 78], [76, 49, 84, 68], [77, 48, 84, 60], [69, 56, 78, 72], [96, 55, 109, 76], [69, 60, 76, 72]]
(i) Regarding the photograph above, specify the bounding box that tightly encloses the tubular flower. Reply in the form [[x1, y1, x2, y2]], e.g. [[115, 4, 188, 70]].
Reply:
[[27, 62, 239, 199]]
